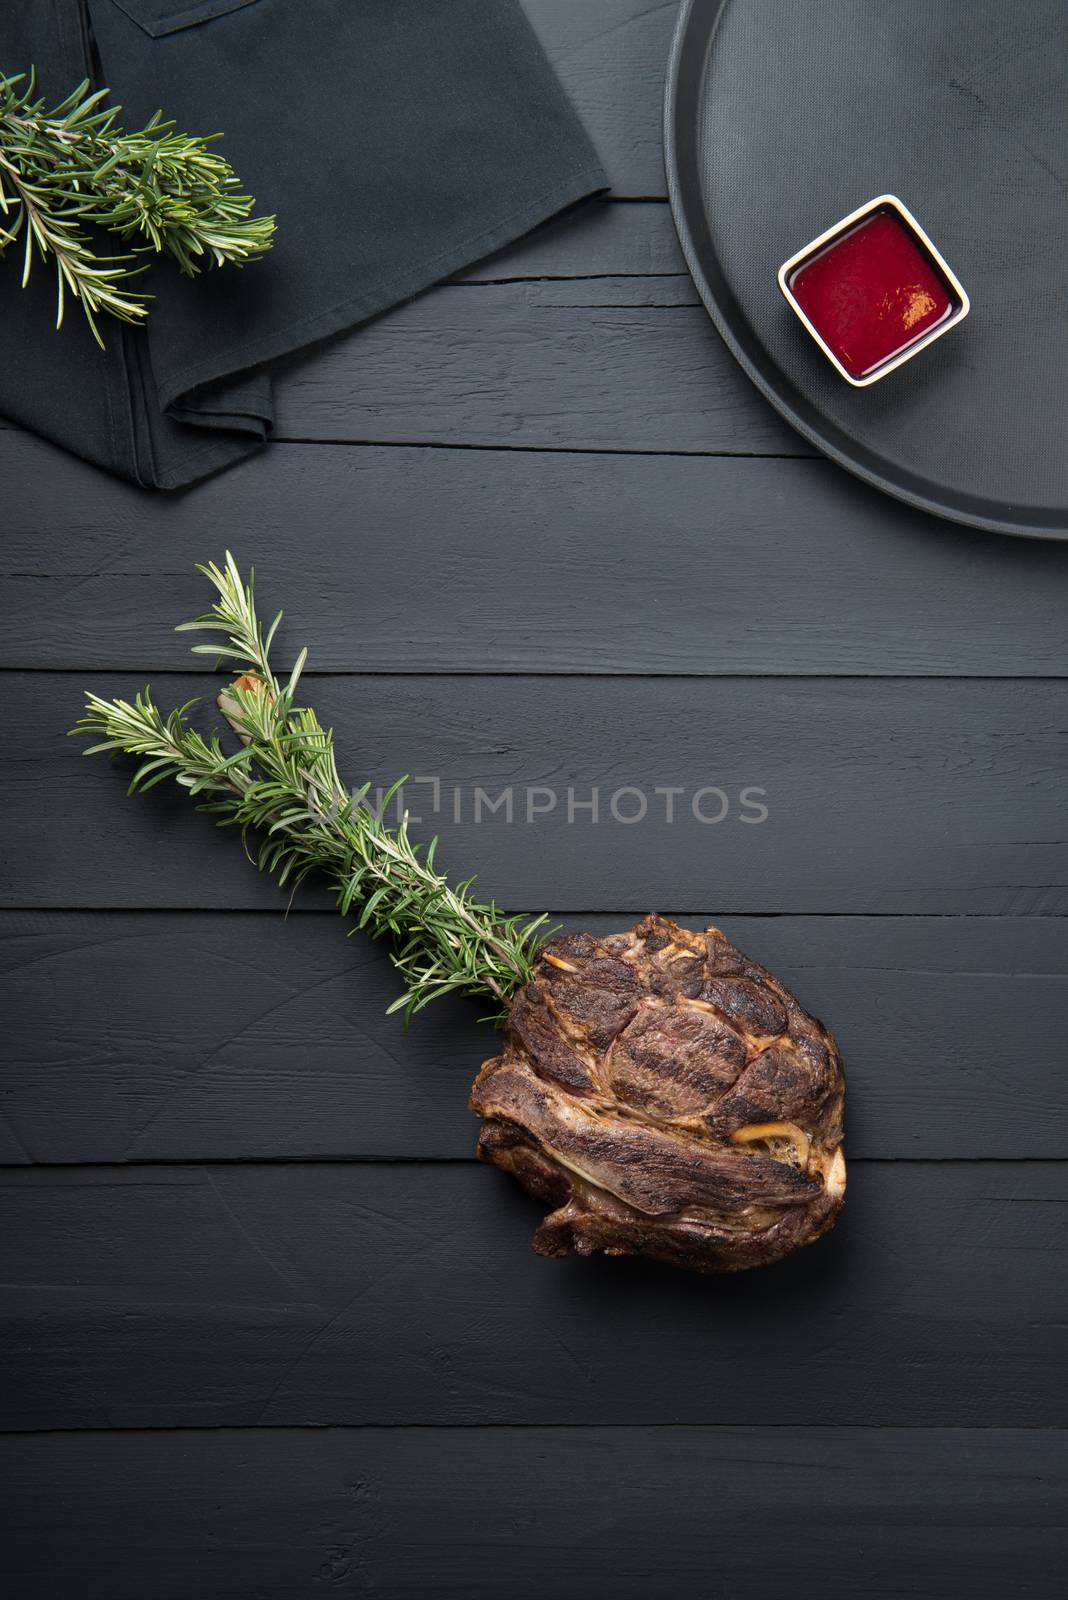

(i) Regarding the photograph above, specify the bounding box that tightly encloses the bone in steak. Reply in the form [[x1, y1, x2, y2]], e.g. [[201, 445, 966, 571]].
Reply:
[[470, 914, 846, 1273]]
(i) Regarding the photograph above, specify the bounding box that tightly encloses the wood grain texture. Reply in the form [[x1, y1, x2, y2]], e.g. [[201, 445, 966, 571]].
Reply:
[[5, 1426, 1063, 1600], [8, 672, 1065, 914], [270, 263, 796, 453], [1, 1161, 1064, 1430], [3, 911, 1065, 1165], [523, 0, 678, 196], [6, 435, 1068, 676], [457, 193, 688, 278]]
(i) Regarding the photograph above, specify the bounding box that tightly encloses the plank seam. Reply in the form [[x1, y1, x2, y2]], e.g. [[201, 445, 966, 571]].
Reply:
[[261, 439, 821, 458], [1, 1158, 1063, 1172], [2, 906, 1063, 919], [0, 1422, 1064, 1437], [8, 669, 1068, 683], [13, 668, 1066, 679]]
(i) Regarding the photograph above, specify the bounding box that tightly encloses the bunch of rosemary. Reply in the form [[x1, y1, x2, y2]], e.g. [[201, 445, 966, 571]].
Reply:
[[73, 556, 551, 1021], [0, 70, 275, 345]]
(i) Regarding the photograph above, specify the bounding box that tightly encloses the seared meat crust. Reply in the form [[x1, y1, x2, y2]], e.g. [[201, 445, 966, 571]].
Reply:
[[471, 915, 846, 1273]]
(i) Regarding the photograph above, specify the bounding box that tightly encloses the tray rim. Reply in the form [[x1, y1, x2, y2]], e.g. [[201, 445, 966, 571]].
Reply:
[[663, 0, 1068, 541]]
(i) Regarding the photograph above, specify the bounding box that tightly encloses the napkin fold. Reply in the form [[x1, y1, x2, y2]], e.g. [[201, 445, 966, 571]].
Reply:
[[0, 0, 606, 486]]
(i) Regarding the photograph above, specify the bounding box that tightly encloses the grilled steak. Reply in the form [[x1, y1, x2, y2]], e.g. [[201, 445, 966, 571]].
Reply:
[[471, 914, 846, 1273]]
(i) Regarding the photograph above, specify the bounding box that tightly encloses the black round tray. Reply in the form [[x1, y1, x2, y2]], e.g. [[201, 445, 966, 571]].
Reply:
[[665, 0, 1068, 540]]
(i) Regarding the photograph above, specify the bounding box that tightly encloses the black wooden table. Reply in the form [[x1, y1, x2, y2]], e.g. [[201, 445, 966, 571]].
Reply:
[[3, 4, 1066, 1594]]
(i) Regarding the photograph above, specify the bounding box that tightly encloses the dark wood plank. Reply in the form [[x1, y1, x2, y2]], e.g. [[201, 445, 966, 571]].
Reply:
[[3, 911, 1065, 1165], [457, 193, 687, 278], [0, 194, 769, 457], [4, 1426, 1063, 1600], [7, 436, 1068, 676], [270, 199, 784, 454], [524, 0, 678, 196], [1, 1161, 1063, 1429], [270, 268, 799, 453], [7, 672, 1065, 914]]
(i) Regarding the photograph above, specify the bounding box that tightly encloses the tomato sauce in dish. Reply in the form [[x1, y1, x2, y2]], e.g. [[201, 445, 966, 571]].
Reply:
[[785, 206, 958, 381]]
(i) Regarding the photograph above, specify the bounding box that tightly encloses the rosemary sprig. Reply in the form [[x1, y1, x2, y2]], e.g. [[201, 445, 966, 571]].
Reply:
[[72, 555, 551, 1021], [0, 70, 275, 346]]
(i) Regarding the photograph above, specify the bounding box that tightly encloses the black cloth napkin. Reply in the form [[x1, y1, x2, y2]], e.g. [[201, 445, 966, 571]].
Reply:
[[0, 0, 606, 487]]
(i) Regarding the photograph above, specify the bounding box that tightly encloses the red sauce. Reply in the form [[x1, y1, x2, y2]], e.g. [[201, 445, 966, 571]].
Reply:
[[787, 208, 957, 380]]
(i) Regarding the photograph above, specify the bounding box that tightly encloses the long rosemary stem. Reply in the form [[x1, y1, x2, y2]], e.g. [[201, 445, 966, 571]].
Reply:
[[72, 554, 551, 1021]]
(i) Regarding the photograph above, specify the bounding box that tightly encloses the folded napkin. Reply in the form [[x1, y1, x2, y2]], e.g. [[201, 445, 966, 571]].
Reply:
[[0, 0, 606, 486]]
